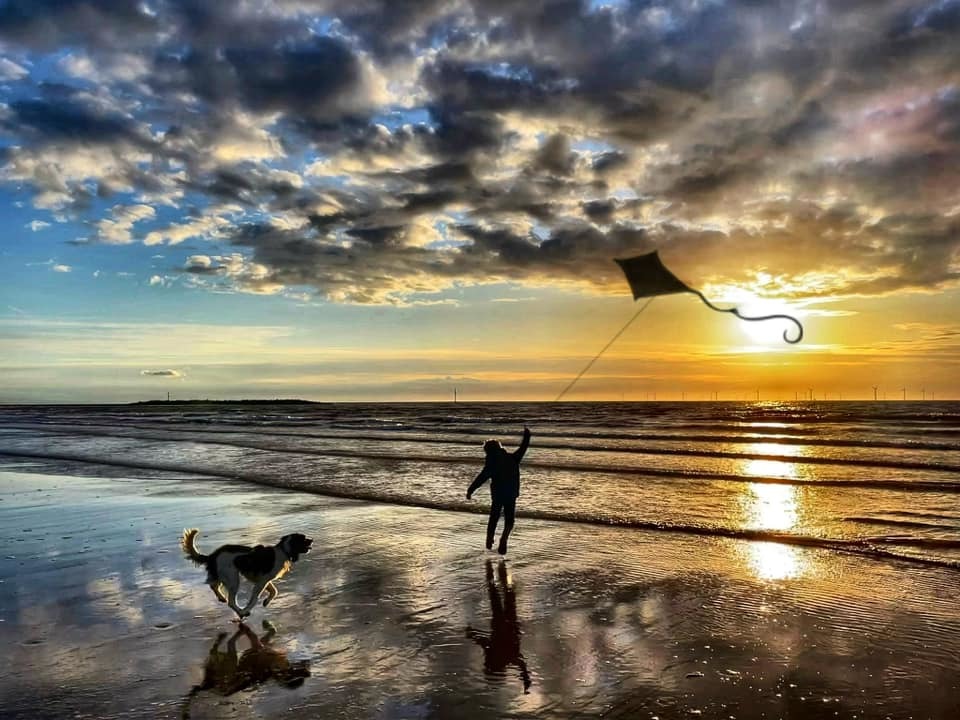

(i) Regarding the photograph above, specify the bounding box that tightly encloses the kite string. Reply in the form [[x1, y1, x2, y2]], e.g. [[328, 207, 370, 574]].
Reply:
[[554, 298, 655, 402]]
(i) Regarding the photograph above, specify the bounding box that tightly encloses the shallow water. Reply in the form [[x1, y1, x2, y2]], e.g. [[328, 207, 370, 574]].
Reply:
[[2, 469, 960, 719], [2, 401, 960, 570]]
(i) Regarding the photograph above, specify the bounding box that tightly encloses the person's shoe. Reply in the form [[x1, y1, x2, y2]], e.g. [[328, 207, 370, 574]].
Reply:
[[485, 537, 494, 550], [497, 538, 508, 555]]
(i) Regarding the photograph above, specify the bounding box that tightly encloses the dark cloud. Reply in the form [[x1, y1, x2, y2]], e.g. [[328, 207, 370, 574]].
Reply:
[[532, 134, 576, 176], [346, 225, 407, 246], [771, 101, 833, 149], [582, 200, 616, 224], [592, 151, 629, 174], [4, 99, 151, 146], [228, 40, 361, 116], [0, 0, 957, 303], [0, 0, 156, 49], [427, 107, 508, 159], [140, 369, 183, 377], [328, 0, 454, 58]]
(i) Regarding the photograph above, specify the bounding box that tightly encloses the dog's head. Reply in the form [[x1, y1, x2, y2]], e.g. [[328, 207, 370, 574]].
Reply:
[[280, 533, 313, 562]]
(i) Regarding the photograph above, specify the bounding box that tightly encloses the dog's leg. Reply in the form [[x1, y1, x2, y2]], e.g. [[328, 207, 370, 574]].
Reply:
[[226, 590, 245, 619], [209, 582, 227, 603], [220, 566, 245, 619], [239, 580, 270, 617], [262, 581, 279, 607], [238, 579, 271, 617]]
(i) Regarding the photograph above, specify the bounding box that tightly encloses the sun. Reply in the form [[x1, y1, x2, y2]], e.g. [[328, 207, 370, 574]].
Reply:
[[737, 300, 799, 346]]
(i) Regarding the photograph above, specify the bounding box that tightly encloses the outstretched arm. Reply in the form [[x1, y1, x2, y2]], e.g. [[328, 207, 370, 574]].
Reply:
[[466, 465, 491, 499], [513, 426, 531, 462]]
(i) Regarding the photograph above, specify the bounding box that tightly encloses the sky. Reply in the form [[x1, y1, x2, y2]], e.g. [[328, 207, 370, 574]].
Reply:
[[1, 0, 959, 403]]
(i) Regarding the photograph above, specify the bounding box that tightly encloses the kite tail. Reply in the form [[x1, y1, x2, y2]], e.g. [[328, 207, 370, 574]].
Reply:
[[690, 290, 803, 344]]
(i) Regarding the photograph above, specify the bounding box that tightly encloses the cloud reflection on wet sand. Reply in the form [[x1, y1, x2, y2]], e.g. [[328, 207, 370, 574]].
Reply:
[[2, 470, 960, 719]]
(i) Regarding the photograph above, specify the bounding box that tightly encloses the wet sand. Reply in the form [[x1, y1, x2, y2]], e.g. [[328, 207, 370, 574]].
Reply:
[[2, 467, 960, 719]]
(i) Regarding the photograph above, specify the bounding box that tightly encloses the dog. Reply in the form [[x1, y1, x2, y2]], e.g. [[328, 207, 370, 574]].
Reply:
[[181, 528, 312, 619]]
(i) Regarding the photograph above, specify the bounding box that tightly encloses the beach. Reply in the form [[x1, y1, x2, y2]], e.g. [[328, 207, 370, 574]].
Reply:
[[3, 465, 960, 719]]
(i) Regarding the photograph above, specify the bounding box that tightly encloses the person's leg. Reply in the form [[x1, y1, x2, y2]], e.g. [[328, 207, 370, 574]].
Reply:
[[497, 497, 516, 554], [486, 499, 503, 550]]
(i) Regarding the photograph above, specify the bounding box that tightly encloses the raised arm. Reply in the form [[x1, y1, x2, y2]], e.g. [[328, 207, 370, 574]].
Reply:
[[466, 464, 492, 499], [513, 426, 531, 462]]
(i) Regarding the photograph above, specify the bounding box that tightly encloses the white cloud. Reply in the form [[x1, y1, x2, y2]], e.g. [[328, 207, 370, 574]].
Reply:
[[27, 220, 50, 231], [96, 204, 157, 244], [0, 58, 28, 81], [2, 145, 149, 210], [209, 112, 284, 164], [182, 252, 284, 295], [52, 264, 72, 273], [184, 254, 212, 269], [143, 205, 242, 246], [58, 51, 150, 83]]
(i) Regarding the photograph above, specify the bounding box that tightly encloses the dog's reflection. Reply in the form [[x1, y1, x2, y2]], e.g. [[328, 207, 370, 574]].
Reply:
[[182, 621, 309, 717], [466, 559, 532, 692]]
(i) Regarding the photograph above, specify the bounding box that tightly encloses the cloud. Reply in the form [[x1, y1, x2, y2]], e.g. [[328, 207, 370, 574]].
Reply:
[[26, 220, 50, 231], [140, 369, 183, 377], [52, 264, 71, 273], [0, 0, 957, 305], [182, 252, 283, 294], [144, 205, 242, 246], [0, 57, 28, 80], [96, 204, 156, 244]]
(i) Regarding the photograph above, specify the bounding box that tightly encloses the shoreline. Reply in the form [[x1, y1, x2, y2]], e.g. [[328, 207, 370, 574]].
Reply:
[[2, 467, 960, 718]]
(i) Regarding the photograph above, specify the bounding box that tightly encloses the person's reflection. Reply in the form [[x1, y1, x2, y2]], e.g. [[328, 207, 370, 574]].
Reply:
[[466, 559, 532, 693], [181, 620, 310, 718]]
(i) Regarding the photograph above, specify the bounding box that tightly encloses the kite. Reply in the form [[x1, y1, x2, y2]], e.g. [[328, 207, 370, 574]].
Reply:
[[615, 252, 804, 344], [554, 251, 804, 401]]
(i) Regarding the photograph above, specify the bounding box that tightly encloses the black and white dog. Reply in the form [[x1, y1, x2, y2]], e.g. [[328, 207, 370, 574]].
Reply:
[[181, 529, 313, 619]]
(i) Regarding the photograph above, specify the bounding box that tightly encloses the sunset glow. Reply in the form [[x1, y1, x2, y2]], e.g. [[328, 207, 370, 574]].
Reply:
[[1, 1, 958, 402]]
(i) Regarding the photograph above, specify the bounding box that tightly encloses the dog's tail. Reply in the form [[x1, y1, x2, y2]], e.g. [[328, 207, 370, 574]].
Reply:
[[181, 528, 207, 565]]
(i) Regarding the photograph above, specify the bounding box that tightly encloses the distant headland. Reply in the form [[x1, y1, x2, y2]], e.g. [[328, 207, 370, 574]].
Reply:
[[131, 399, 318, 405]]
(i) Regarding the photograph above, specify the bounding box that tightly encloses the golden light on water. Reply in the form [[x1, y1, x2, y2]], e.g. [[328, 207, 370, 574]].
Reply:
[[749, 542, 803, 581], [739, 444, 809, 581], [746, 483, 798, 531], [744, 458, 796, 479]]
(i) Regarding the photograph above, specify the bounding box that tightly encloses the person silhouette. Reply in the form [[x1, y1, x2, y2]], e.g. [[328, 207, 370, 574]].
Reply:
[[466, 425, 531, 554], [466, 559, 532, 693]]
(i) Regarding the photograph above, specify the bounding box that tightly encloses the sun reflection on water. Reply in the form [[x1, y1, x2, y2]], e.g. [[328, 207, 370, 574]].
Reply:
[[739, 444, 809, 581], [749, 541, 802, 581], [747, 483, 798, 530]]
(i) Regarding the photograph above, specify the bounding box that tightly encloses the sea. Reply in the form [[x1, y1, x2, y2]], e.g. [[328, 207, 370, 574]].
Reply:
[[1, 400, 959, 569]]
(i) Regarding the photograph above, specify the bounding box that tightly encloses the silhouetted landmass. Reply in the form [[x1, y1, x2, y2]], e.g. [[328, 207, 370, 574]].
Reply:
[[131, 399, 318, 405]]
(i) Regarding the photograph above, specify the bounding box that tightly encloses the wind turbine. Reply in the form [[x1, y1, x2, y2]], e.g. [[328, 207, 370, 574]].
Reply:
[[872, 386, 878, 401]]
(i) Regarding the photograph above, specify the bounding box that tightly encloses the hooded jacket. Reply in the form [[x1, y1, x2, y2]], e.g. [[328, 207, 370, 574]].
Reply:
[[468, 428, 531, 500]]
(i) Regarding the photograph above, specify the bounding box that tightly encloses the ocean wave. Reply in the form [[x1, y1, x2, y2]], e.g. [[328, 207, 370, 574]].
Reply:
[[843, 516, 960, 531], [6, 418, 960, 452], [4, 422, 959, 476], [2, 448, 957, 572]]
